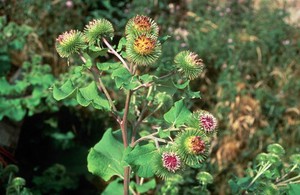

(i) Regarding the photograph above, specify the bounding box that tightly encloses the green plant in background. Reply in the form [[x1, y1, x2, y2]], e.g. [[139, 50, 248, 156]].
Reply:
[[0, 55, 56, 121], [53, 15, 218, 194], [0, 164, 31, 195], [31, 164, 78, 194], [1, 0, 299, 194], [0, 16, 32, 76], [229, 143, 300, 194]]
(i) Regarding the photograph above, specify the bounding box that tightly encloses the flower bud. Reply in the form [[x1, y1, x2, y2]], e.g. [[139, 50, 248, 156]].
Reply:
[[84, 19, 114, 45], [174, 51, 204, 80], [125, 15, 159, 39], [55, 30, 86, 58]]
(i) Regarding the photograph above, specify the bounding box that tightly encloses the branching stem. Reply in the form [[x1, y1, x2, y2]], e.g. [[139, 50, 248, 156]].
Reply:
[[90, 66, 119, 121], [102, 37, 130, 71], [247, 162, 272, 188], [276, 164, 298, 183], [276, 175, 300, 186]]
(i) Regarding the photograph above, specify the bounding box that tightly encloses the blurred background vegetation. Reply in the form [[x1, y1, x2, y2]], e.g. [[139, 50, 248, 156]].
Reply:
[[0, 0, 299, 194]]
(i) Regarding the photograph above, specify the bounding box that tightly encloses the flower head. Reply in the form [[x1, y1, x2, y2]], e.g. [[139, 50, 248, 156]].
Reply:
[[186, 136, 206, 154], [55, 30, 86, 58], [126, 34, 161, 65], [134, 35, 156, 55], [162, 152, 181, 172], [84, 19, 114, 45], [125, 15, 159, 39], [152, 149, 183, 179], [175, 129, 209, 167], [174, 50, 204, 80], [199, 112, 217, 133]]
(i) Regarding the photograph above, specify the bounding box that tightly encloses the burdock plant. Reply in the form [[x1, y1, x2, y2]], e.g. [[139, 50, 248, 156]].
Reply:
[[53, 15, 218, 194]]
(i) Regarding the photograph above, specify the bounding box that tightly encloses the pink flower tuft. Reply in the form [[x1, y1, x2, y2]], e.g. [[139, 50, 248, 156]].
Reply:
[[162, 152, 181, 172], [200, 113, 217, 132]]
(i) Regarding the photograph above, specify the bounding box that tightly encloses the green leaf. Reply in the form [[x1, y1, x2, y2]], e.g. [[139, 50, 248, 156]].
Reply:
[[237, 177, 251, 186], [158, 128, 170, 138], [111, 67, 139, 90], [163, 99, 191, 126], [186, 86, 201, 99], [135, 179, 156, 193], [139, 74, 153, 83], [228, 178, 239, 194], [87, 46, 108, 59], [117, 37, 127, 52], [111, 66, 131, 88], [102, 179, 124, 195], [290, 154, 300, 166], [125, 143, 157, 178], [87, 129, 127, 181], [267, 143, 285, 157], [155, 79, 177, 96], [158, 35, 171, 44], [288, 184, 300, 195], [96, 61, 121, 71], [196, 171, 213, 185], [53, 80, 77, 101], [82, 53, 93, 69], [76, 81, 110, 110], [172, 80, 190, 89], [0, 99, 26, 121]]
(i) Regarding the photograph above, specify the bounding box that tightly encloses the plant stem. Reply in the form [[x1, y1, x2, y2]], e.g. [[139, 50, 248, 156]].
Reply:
[[276, 175, 300, 186], [276, 164, 298, 183], [132, 71, 176, 92], [120, 90, 132, 147], [120, 90, 132, 195], [131, 104, 147, 144], [131, 132, 169, 147], [102, 37, 130, 71], [247, 162, 272, 188], [90, 66, 120, 121], [156, 71, 176, 80], [102, 38, 133, 195], [79, 52, 87, 63]]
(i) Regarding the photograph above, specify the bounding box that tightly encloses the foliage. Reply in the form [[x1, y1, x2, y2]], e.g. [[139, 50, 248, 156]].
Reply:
[[52, 15, 218, 194], [0, 16, 32, 76], [229, 143, 300, 194], [31, 164, 78, 194], [0, 55, 55, 121], [164, 0, 300, 193], [0, 0, 299, 194], [0, 164, 32, 195]]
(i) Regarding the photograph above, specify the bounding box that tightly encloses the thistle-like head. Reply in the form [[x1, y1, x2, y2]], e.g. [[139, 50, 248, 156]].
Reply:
[[84, 19, 114, 45], [174, 50, 204, 80], [126, 34, 161, 65], [125, 15, 159, 39], [55, 30, 86, 58]]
